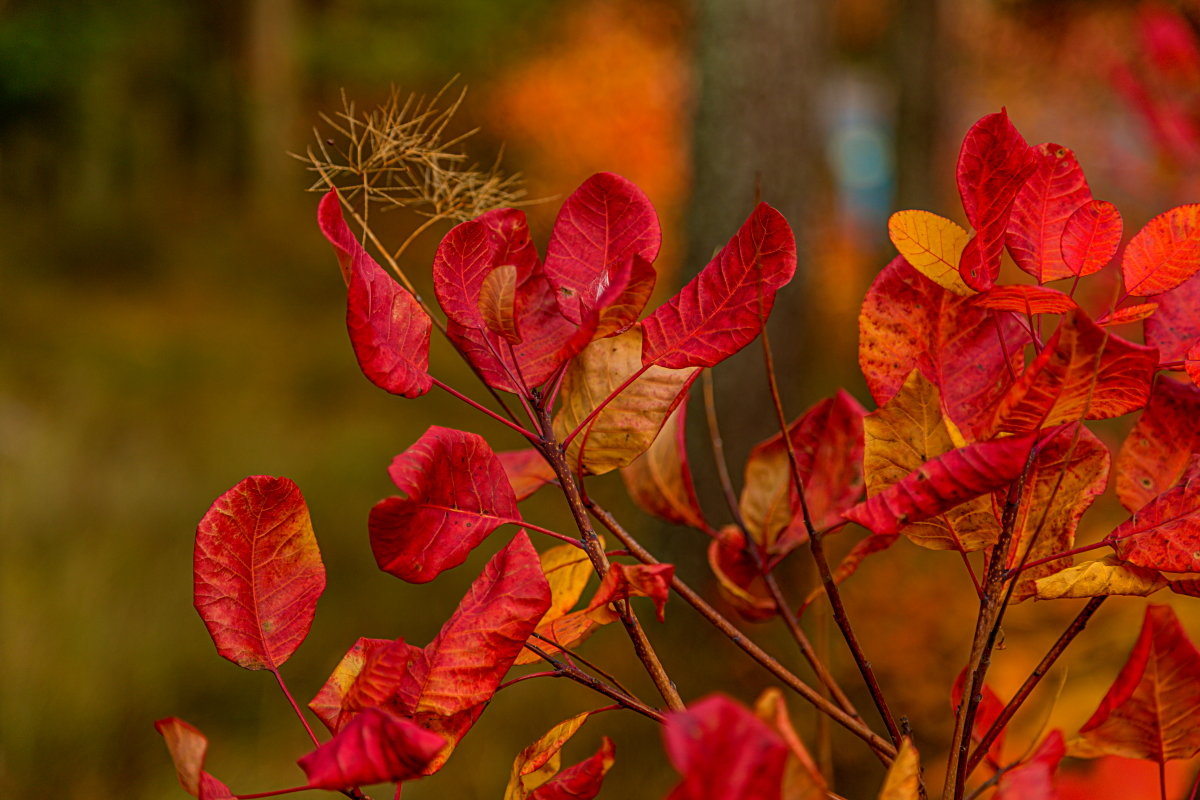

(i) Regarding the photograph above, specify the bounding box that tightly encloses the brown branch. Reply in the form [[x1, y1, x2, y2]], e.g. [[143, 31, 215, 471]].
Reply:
[[522, 642, 666, 724]]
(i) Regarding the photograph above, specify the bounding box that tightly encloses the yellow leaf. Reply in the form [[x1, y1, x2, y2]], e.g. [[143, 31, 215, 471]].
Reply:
[[478, 264, 521, 343], [863, 370, 999, 551], [504, 711, 593, 800], [1035, 555, 1166, 600], [553, 326, 698, 475], [877, 737, 920, 800], [514, 542, 600, 665], [888, 210, 974, 296]]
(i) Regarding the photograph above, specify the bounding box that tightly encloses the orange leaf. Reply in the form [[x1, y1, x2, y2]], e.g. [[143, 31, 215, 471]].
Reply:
[[155, 718, 235, 800], [585, 563, 674, 623], [308, 637, 393, 734], [479, 264, 522, 343], [514, 544, 595, 665], [1061, 200, 1123, 279], [1110, 481, 1200, 572], [753, 689, 828, 800], [877, 737, 920, 800], [1078, 604, 1200, 761], [621, 398, 708, 531], [887, 209, 973, 295], [504, 711, 596, 799], [974, 285, 1076, 315], [1122, 203, 1200, 296], [498, 448, 558, 502], [1096, 302, 1158, 327], [707, 526, 776, 621]]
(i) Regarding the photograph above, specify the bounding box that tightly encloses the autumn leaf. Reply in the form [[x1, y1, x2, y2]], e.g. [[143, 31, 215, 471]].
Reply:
[[499, 448, 558, 502], [297, 707, 444, 790], [707, 526, 777, 621], [992, 308, 1158, 434], [664, 694, 789, 800], [859, 256, 1026, 440], [593, 253, 657, 340], [974, 285, 1076, 315], [308, 637, 393, 734], [1061, 200, 1123, 278], [1005, 142, 1094, 283], [529, 739, 615, 800], [753, 689, 828, 800], [1097, 302, 1158, 327], [505, 711, 613, 800], [514, 543, 595, 665], [996, 731, 1065, 800], [553, 326, 699, 475], [317, 190, 434, 398], [887, 209, 973, 295], [1077, 604, 1200, 761], [957, 109, 1039, 290], [1146, 271, 1200, 362], [621, 399, 708, 531], [585, 563, 674, 623], [642, 203, 796, 369], [877, 737, 920, 800], [1034, 555, 1165, 600], [857, 370, 998, 552], [542, 172, 660, 326], [844, 431, 1037, 537], [479, 263, 522, 343], [193, 476, 325, 671], [1122, 204, 1200, 296], [1110, 481, 1200, 572], [154, 718, 235, 800], [369, 426, 520, 583], [1116, 377, 1200, 511], [952, 668, 1006, 770]]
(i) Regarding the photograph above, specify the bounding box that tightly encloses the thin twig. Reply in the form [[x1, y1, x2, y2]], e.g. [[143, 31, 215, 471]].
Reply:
[[522, 642, 666, 724]]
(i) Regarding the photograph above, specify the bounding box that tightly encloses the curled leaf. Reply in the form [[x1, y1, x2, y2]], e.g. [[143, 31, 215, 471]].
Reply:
[[297, 707, 444, 790], [621, 399, 708, 531], [585, 563, 675, 623], [155, 718, 235, 800], [1034, 556, 1166, 599], [664, 694, 789, 800]]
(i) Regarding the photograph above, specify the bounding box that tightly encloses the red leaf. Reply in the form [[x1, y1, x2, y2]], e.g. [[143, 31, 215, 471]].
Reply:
[[479, 264, 522, 343], [369, 426, 520, 583], [1061, 200, 1123, 278], [399, 531, 552, 716], [1006, 143, 1094, 283], [951, 668, 1007, 770], [297, 707, 445, 790], [996, 731, 1065, 800], [528, 738, 616, 800], [664, 695, 788, 800], [992, 309, 1158, 433], [957, 110, 1039, 290], [1096, 303, 1158, 327], [1122, 204, 1200, 296], [543, 172, 661, 325], [594, 254, 657, 340], [318, 191, 434, 398], [194, 476, 325, 670], [309, 637, 393, 734], [585, 563, 675, 623], [641, 203, 796, 369], [1146, 270, 1200, 361], [1189, 340, 1200, 387], [621, 398, 708, 531], [1078, 604, 1200, 761], [1110, 481, 1200, 572], [859, 257, 1026, 439], [843, 433, 1036, 536], [155, 718, 235, 800], [499, 448, 558, 502], [975, 285, 1077, 315], [707, 527, 777, 621], [1116, 377, 1200, 512]]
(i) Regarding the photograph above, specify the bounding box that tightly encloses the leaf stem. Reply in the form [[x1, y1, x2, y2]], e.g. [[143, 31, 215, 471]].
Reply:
[[431, 377, 538, 440], [235, 785, 311, 799], [964, 596, 1106, 777], [1008, 539, 1110, 576], [586, 499, 897, 763], [522, 642, 666, 724], [270, 667, 320, 748], [500, 518, 584, 548]]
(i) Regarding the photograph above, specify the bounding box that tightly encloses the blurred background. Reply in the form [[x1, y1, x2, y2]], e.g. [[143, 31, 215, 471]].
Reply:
[[5, 0, 1200, 797]]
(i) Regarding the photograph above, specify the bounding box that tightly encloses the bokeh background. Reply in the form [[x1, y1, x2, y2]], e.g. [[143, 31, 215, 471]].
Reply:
[[5, 0, 1200, 797]]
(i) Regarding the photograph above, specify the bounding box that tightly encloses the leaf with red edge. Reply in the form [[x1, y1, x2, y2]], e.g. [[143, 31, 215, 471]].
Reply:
[[621, 399, 708, 531], [1122, 204, 1200, 296], [844, 432, 1037, 537], [309, 637, 392, 734], [952, 668, 1007, 770], [642, 203, 796, 369], [529, 738, 615, 800], [479, 264, 522, 343], [1146, 271, 1200, 361], [996, 731, 1065, 800], [753, 689, 828, 800], [740, 390, 866, 555], [1004, 424, 1110, 602], [369, 426, 520, 583], [585, 563, 675, 623], [957, 110, 1039, 290], [155, 718, 235, 800], [859, 257, 1026, 440], [1061, 200, 1123, 278], [543, 172, 661, 325], [399, 531, 551, 717], [1077, 604, 1200, 761], [297, 707, 444, 790], [344, 637, 423, 717], [499, 449, 558, 502], [594, 254, 657, 339], [992, 309, 1158, 434], [1116, 377, 1200, 512], [194, 476, 325, 670], [1097, 303, 1158, 327], [505, 711, 597, 799], [1110, 481, 1200, 572], [1006, 142, 1094, 283], [975, 285, 1076, 315], [664, 694, 788, 800], [318, 191, 434, 398], [708, 526, 776, 621], [887, 209, 973, 295]]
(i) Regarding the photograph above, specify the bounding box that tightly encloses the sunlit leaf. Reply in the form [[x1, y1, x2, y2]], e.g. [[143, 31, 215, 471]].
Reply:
[[585, 563, 674, 623], [621, 399, 708, 531], [642, 203, 796, 369], [194, 476, 325, 670], [479, 264, 522, 343], [664, 694, 788, 800], [317, 191, 435, 398], [1110, 481, 1200, 572], [505, 711, 594, 800], [309, 637, 392, 734], [514, 544, 595, 665], [1034, 555, 1165, 600], [1097, 302, 1158, 327], [1078, 604, 1200, 761], [154, 718, 235, 800], [1006, 142, 1094, 283], [877, 737, 920, 800], [553, 326, 699, 475], [529, 738, 615, 800], [369, 426, 520, 582], [297, 707, 444, 790], [1122, 204, 1200, 296], [1146, 271, 1200, 361], [1061, 200, 1123, 278], [1116, 377, 1200, 512], [887, 209, 973, 295], [974, 285, 1076, 315]]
